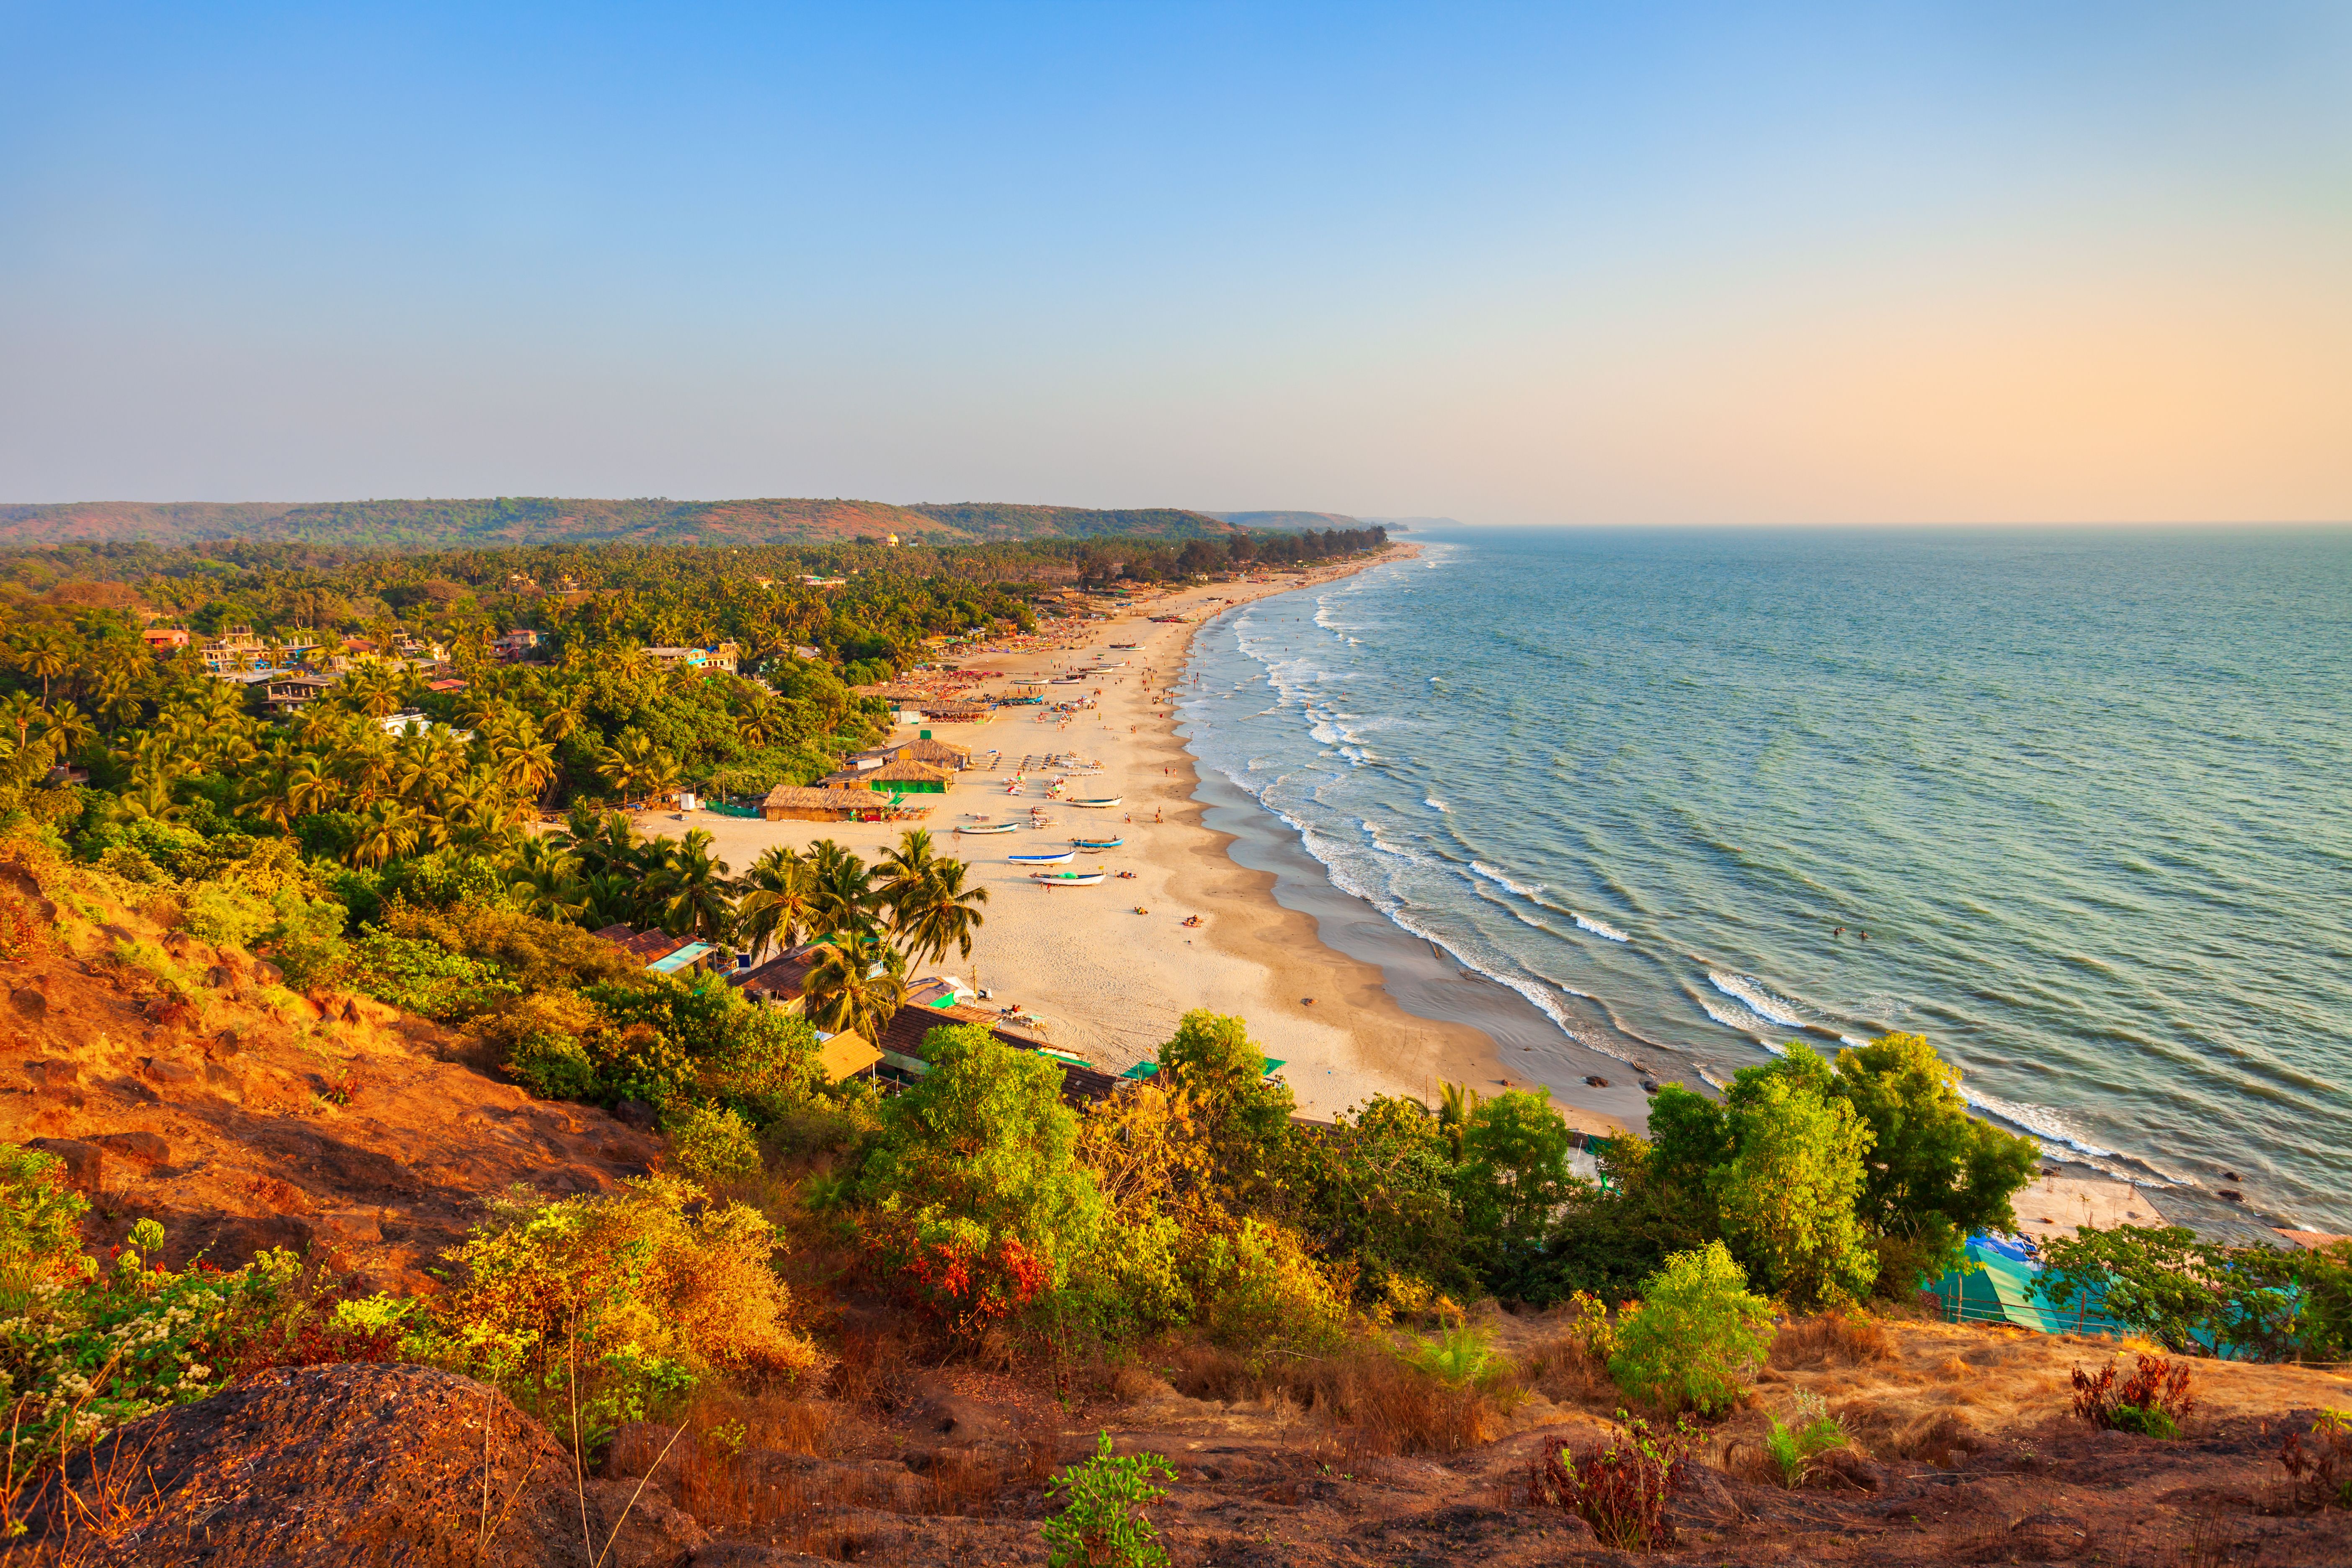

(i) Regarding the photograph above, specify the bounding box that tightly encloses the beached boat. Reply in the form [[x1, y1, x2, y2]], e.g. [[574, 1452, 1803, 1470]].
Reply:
[[1069, 837, 1123, 849], [1065, 797, 1123, 809], [956, 822, 1019, 834], [1029, 870, 1106, 887], [1006, 849, 1076, 865]]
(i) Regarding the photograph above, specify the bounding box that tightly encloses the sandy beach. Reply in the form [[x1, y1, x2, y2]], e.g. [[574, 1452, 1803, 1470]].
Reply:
[[665, 549, 1618, 1127]]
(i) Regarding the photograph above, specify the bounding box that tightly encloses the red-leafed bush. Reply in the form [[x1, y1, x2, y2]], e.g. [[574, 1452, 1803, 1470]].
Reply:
[[1529, 1409, 1700, 1550], [2071, 1353, 2196, 1438], [2278, 1409, 2352, 1511], [903, 1234, 1052, 1340]]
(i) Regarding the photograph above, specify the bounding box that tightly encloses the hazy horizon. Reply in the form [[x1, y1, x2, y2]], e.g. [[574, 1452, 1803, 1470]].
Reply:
[[4, 3, 2347, 526]]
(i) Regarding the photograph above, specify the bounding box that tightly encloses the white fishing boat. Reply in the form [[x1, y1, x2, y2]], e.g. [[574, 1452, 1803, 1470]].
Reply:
[[1007, 849, 1076, 865], [957, 821, 1019, 834], [1066, 797, 1123, 809], [1069, 836, 1123, 849], [1029, 870, 1106, 887]]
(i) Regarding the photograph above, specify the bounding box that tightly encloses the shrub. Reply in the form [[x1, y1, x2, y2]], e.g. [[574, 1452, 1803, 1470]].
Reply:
[[1405, 1323, 1504, 1388], [181, 880, 273, 947], [1763, 1393, 1849, 1487], [1191, 1219, 1348, 1367], [2278, 1409, 2352, 1511], [347, 931, 519, 1019], [1531, 1410, 1700, 1550], [1040, 1430, 1176, 1568], [429, 1176, 821, 1443], [854, 1024, 1106, 1307], [2070, 1353, 2195, 1437], [475, 991, 610, 1100], [1608, 1241, 1775, 1414], [0, 1143, 92, 1289], [0, 1231, 308, 1459], [665, 1104, 762, 1186]]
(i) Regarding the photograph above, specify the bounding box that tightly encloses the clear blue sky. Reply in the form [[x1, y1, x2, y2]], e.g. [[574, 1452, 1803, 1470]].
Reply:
[[3, 2, 2346, 523]]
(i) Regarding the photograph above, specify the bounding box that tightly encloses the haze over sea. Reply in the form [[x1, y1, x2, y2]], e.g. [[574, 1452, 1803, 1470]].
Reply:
[[1181, 528, 2352, 1232]]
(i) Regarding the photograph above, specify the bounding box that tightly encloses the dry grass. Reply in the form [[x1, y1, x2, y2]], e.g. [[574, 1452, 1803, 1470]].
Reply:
[[1156, 1337, 1505, 1456], [1514, 1330, 1622, 1413], [1769, 1309, 1897, 1371]]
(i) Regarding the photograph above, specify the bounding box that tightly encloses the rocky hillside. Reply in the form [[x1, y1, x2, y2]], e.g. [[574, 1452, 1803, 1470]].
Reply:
[[0, 853, 658, 1290]]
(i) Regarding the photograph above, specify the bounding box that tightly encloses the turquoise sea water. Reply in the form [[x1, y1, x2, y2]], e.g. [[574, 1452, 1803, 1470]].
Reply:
[[1179, 529, 2352, 1230]]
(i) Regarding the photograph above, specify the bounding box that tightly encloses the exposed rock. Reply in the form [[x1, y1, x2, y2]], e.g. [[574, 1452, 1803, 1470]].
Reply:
[[613, 1098, 657, 1129], [583, 1477, 710, 1568], [1812, 1446, 1887, 1492], [252, 959, 285, 986], [23, 1057, 81, 1090], [10, 985, 47, 1018], [142, 1056, 203, 1086], [25, 1135, 102, 1196], [27, 1362, 599, 1566], [91, 1129, 171, 1166]]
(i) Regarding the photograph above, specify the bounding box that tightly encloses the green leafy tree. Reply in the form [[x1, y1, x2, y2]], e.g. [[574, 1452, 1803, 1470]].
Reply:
[[1830, 1032, 2038, 1287], [854, 1024, 1108, 1296], [1455, 1088, 1577, 1278], [1607, 1240, 1775, 1414], [1157, 1010, 1299, 1216], [1712, 1057, 1877, 1309]]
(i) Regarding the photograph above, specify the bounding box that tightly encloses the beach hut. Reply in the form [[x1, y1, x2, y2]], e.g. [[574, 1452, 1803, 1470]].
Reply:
[[821, 758, 955, 794], [815, 1029, 883, 1083], [760, 784, 867, 821]]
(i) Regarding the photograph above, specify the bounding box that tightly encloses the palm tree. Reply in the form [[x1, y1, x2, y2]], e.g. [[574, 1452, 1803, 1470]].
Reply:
[[0, 693, 43, 753], [352, 802, 421, 869], [801, 927, 908, 1044], [643, 829, 732, 941], [16, 632, 70, 702], [890, 856, 990, 968], [802, 839, 878, 939], [876, 828, 941, 923], [107, 771, 185, 825], [1437, 1082, 1481, 1162], [39, 701, 95, 764], [491, 718, 557, 802], [508, 835, 588, 922], [285, 753, 338, 818], [596, 728, 664, 802], [732, 846, 814, 961]]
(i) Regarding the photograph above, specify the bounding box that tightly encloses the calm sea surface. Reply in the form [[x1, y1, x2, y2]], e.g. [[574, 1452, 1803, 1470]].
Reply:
[[1179, 529, 2352, 1230]]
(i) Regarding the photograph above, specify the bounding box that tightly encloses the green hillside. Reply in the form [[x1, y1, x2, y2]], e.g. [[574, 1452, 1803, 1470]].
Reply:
[[1207, 510, 1365, 531], [0, 495, 1258, 552], [897, 503, 1240, 540]]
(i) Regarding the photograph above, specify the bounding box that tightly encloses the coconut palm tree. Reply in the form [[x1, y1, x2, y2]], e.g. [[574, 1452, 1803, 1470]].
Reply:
[[732, 846, 815, 961], [890, 856, 990, 968], [40, 701, 95, 763], [352, 802, 421, 869], [0, 693, 43, 753], [643, 829, 732, 942], [15, 632, 70, 702], [876, 828, 940, 922], [801, 927, 907, 1044], [508, 835, 588, 923], [802, 839, 878, 939]]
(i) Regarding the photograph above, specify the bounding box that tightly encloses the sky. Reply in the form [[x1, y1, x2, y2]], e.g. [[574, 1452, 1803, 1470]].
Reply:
[[2, 2, 2347, 525]]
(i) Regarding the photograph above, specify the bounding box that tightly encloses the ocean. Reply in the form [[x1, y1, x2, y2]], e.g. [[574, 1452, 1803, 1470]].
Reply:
[[1177, 528, 2352, 1233]]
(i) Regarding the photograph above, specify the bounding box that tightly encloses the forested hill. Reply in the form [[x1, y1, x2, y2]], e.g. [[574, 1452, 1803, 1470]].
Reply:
[[897, 503, 1243, 540], [0, 496, 1252, 551]]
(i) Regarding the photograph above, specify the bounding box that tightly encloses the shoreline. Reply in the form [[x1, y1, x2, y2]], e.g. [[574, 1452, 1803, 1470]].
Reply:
[[665, 544, 1620, 1127], [1167, 578, 1645, 1137]]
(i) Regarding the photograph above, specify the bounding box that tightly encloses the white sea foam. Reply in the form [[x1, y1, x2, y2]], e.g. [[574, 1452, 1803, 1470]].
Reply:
[[1699, 997, 1765, 1033], [1572, 912, 1630, 943], [1707, 972, 1808, 1029], [1962, 1088, 2120, 1162], [1471, 861, 1545, 899], [1425, 797, 1449, 812]]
